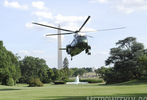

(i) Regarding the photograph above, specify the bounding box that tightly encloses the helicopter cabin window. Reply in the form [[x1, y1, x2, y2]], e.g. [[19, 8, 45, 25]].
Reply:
[[71, 39, 77, 47]]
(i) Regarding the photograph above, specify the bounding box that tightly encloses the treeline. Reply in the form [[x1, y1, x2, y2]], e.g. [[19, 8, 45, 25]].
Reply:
[[2, 36, 146, 85], [18, 57, 93, 85], [0, 41, 93, 86], [95, 37, 147, 84]]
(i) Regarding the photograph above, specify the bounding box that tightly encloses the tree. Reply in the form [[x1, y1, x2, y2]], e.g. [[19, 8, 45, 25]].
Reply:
[[29, 77, 43, 87], [62, 57, 70, 80], [139, 54, 147, 77], [19, 56, 48, 83], [63, 57, 69, 68], [47, 68, 54, 82], [0, 41, 21, 85], [95, 66, 107, 78], [84, 68, 92, 72], [105, 37, 146, 83], [52, 68, 61, 81], [73, 68, 86, 76]]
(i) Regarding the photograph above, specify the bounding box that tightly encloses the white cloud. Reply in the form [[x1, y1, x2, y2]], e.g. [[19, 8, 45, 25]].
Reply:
[[90, 0, 108, 3], [25, 21, 55, 29], [33, 11, 53, 19], [116, 0, 147, 14], [62, 22, 95, 32], [89, 0, 147, 14], [4, 0, 28, 10], [32, 1, 47, 10], [30, 14, 95, 37], [55, 14, 87, 24], [25, 22, 35, 28], [32, 50, 44, 54], [55, 15, 94, 32], [37, 21, 55, 26], [18, 50, 44, 56], [31, 11, 94, 36], [62, 22, 79, 31], [18, 50, 29, 55], [32, 21, 55, 28]]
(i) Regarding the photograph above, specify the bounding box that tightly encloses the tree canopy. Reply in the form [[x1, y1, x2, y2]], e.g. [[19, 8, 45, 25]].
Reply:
[[19, 56, 49, 83], [0, 41, 21, 85], [99, 37, 147, 84]]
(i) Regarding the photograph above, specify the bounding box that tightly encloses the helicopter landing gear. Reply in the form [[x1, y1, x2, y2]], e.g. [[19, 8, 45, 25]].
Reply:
[[88, 52, 91, 55], [85, 47, 91, 55], [71, 56, 73, 60], [85, 49, 91, 55]]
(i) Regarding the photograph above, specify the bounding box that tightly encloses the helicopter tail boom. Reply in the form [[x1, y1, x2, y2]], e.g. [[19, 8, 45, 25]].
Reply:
[[59, 48, 66, 50]]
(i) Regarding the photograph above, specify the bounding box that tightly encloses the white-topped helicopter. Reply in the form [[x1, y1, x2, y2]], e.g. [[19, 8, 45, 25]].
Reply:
[[33, 16, 125, 60]]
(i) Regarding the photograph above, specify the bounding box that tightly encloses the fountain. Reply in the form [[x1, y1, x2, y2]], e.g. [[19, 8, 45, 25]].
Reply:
[[75, 76, 79, 84], [66, 75, 88, 84]]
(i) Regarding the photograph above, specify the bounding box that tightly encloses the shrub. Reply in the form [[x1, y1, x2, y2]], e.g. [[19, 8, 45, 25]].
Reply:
[[65, 79, 75, 82], [6, 77, 14, 86], [54, 81, 66, 85], [29, 78, 43, 87], [80, 79, 103, 83]]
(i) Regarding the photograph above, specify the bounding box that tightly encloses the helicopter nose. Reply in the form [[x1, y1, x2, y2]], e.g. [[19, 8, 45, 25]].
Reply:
[[80, 42, 88, 47], [83, 39, 88, 43]]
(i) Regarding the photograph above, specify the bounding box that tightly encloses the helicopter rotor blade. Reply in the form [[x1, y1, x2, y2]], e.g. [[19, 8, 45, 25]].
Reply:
[[32, 22, 75, 33], [78, 16, 91, 32], [46, 32, 74, 36], [97, 27, 126, 31], [80, 27, 126, 33]]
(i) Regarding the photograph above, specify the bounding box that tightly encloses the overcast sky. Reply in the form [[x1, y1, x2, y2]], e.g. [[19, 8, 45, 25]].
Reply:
[[1, 0, 147, 68]]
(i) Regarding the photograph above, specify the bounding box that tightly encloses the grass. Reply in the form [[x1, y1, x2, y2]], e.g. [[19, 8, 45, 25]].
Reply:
[[0, 80, 147, 100]]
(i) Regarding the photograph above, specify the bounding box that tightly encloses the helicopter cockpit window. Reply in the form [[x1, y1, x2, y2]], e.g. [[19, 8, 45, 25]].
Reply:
[[78, 36, 88, 43], [71, 39, 77, 46]]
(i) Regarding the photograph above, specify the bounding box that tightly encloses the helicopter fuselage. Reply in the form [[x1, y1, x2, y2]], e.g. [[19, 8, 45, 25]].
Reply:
[[66, 35, 91, 57]]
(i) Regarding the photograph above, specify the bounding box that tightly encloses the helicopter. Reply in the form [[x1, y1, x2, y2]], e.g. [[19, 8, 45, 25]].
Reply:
[[32, 16, 125, 60]]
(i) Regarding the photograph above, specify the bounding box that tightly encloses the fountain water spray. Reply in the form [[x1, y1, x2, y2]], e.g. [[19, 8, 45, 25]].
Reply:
[[66, 75, 88, 84]]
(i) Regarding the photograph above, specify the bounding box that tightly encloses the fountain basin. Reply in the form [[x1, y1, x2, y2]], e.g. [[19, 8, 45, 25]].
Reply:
[[66, 82, 88, 84], [66, 76, 88, 84]]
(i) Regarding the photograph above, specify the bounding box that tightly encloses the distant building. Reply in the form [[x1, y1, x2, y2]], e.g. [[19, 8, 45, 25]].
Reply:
[[92, 67, 96, 72]]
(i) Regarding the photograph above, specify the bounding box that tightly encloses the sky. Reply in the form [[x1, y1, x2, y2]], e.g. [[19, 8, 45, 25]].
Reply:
[[0, 0, 147, 68]]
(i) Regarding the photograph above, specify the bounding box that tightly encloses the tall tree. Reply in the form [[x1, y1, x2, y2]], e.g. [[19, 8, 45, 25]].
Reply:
[[0, 41, 21, 85], [61, 57, 70, 80], [105, 37, 146, 83], [63, 57, 69, 68]]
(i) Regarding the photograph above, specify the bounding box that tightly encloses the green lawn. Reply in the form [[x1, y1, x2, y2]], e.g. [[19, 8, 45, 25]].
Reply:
[[0, 80, 147, 100]]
